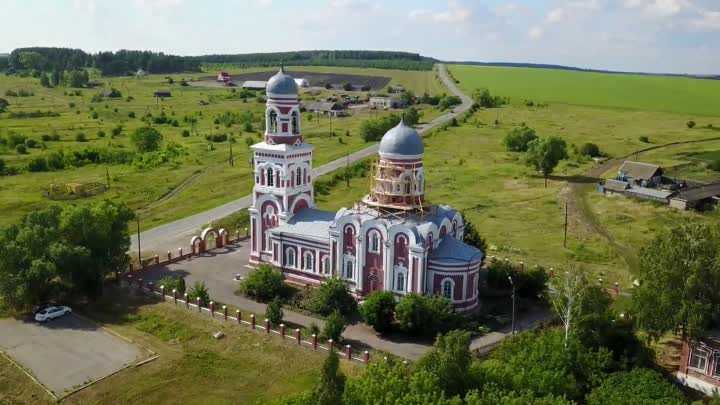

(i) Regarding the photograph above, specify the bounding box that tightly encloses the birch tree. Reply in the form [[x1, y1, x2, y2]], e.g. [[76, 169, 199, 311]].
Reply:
[[549, 266, 589, 347]]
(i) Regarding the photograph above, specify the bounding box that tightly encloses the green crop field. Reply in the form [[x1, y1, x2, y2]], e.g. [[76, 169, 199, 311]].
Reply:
[[316, 100, 720, 286], [450, 65, 720, 117], [0, 67, 440, 230]]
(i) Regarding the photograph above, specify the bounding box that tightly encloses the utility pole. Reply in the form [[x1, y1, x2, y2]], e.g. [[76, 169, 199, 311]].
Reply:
[[508, 275, 516, 335], [105, 167, 110, 189], [229, 141, 234, 166], [563, 202, 568, 248], [136, 215, 142, 267], [345, 153, 350, 187]]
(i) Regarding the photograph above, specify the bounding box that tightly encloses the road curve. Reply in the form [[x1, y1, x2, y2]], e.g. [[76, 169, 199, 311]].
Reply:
[[131, 64, 473, 255]]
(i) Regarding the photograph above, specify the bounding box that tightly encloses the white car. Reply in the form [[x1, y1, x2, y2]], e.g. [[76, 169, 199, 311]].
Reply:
[[34, 306, 72, 322]]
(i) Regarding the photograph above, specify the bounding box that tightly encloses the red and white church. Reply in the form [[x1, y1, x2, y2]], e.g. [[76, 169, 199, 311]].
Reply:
[[249, 68, 484, 311]]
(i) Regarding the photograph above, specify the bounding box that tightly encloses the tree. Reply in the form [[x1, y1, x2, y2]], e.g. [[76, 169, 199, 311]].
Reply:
[[632, 223, 720, 340], [311, 277, 357, 317], [399, 90, 415, 106], [465, 386, 573, 405], [314, 349, 346, 405], [322, 310, 346, 342], [525, 136, 568, 187], [0, 97, 8, 112], [503, 125, 537, 152], [687, 120, 696, 129], [471, 88, 505, 108], [40, 74, 51, 88], [18, 51, 46, 70], [463, 216, 487, 253], [238, 264, 284, 302], [586, 368, 685, 405], [130, 127, 163, 152], [416, 330, 475, 397], [579, 143, 601, 157], [549, 266, 589, 347], [395, 293, 455, 337], [265, 297, 284, 326], [359, 114, 401, 142], [359, 291, 396, 333], [402, 106, 421, 126]]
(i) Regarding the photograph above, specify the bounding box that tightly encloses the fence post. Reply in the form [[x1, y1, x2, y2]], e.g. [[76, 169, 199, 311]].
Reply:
[[280, 324, 286, 338], [223, 305, 228, 320], [250, 314, 256, 329], [345, 345, 352, 360], [154, 255, 159, 265], [296, 329, 301, 345], [159, 285, 165, 299], [265, 318, 270, 333], [327, 339, 334, 352], [173, 289, 177, 305], [209, 301, 215, 317], [312, 334, 318, 350], [178, 247, 183, 258], [167, 251, 172, 262], [197, 297, 201, 312], [364, 350, 370, 363], [184, 293, 189, 309], [236, 310, 241, 324]]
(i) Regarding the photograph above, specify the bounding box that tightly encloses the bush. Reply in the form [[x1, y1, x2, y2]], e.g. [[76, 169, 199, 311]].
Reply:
[[128, 111, 136, 118], [75, 132, 87, 142], [159, 276, 186, 295], [322, 310, 346, 342], [360, 114, 401, 142], [41, 134, 52, 142], [188, 281, 210, 306], [15, 144, 27, 154], [27, 157, 48, 172], [91, 111, 99, 119], [503, 125, 537, 152], [131, 127, 163, 152], [265, 297, 284, 326], [586, 368, 685, 405], [486, 260, 548, 298], [112, 125, 123, 137], [709, 159, 720, 172], [97, 130, 106, 138], [359, 291, 396, 333], [24, 139, 38, 148], [438, 95, 462, 111], [395, 293, 454, 336], [638, 136, 650, 143], [686, 120, 696, 129], [579, 142, 601, 157], [238, 264, 284, 302], [310, 277, 357, 317], [181, 129, 190, 137], [205, 133, 228, 143], [472, 88, 506, 108], [402, 107, 421, 126]]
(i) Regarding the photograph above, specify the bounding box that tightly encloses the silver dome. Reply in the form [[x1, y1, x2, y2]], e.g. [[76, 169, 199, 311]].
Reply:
[[266, 67, 298, 95], [378, 120, 424, 156]]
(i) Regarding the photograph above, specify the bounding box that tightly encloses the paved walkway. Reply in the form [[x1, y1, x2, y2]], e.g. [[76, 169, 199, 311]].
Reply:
[[131, 64, 473, 256]]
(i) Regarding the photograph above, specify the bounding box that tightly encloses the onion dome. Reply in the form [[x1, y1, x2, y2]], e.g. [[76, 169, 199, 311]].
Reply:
[[378, 119, 424, 157], [266, 66, 298, 96]]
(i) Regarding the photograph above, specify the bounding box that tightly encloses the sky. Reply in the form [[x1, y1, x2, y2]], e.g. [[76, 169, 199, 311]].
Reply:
[[1, 0, 719, 74]]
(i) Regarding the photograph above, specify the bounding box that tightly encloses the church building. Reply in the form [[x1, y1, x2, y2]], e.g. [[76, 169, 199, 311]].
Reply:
[[249, 68, 484, 312]]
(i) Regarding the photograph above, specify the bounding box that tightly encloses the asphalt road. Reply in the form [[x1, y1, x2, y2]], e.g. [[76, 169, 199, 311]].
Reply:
[[0, 314, 143, 396], [131, 64, 473, 257]]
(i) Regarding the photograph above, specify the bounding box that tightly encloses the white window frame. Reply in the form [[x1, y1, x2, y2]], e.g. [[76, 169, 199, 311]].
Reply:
[[441, 278, 454, 300], [303, 251, 315, 272], [285, 247, 296, 268], [322, 256, 330, 275], [689, 346, 709, 372], [368, 230, 381, 254], [343, 254, 355, 280]]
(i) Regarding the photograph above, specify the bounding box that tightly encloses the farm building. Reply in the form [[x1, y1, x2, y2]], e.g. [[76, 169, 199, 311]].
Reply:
[[598, 160, 720, 210], [677, 332, 720, 396], [369, 96, 406, 109], [249, 68, 484, 312], [301, 101, 346, 117], [242, 80, 267, 90]]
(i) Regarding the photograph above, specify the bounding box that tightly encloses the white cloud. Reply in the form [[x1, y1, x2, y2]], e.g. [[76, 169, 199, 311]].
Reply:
[[546, 8, 566, 23], [623, 0, 690, 16], [528, 27, 544, 40], [691, 11, 720, 30], [409, 0, 471, 24]]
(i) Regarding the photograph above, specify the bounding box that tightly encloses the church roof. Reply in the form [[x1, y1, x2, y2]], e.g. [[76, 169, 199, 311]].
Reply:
[[378, 120, 424, 157], [271, 208, 334, 240], [266, 67, 298, 96], [429, 236, 484, 265]]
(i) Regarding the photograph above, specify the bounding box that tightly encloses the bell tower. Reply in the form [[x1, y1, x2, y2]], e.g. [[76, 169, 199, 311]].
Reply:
[[249, 67, 314, 264]]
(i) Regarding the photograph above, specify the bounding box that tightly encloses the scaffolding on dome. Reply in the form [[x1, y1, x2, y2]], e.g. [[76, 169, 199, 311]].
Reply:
[[362, 158, 427, 219]]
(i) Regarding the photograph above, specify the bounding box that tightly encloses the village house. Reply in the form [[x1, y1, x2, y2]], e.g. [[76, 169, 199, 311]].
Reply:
[[217, 71, 231, 82], [242, 80, 267, 90], [369, 96, 406, 110], [677, 333, 720, 396], [301, 101, 347, 117], [249, 68, 484, 312]]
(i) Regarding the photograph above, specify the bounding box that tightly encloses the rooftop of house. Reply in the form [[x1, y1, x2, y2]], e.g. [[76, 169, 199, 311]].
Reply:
[[618, 161, 662, 181], [673, 182, 720, 202]]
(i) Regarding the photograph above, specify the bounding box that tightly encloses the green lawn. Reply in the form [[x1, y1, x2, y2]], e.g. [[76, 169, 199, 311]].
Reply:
[[316, 102, 720, 287], [0, 290, 359, 405], [0, 68, 440, 230], [450, 65, 720, 117]]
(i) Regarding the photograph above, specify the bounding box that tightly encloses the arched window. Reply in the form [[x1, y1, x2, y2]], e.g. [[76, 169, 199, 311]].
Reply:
[[285, 248, 296, 268], [368, 230, 381, 253], [303, 251, 314, 271], [291, 111, 300, 135], [396, 272, 405, 292], [267, 167, 274, 187], [322, 256, 330, 275], [296, 167, 302, 186], [442, 279, 453, 300], [268, 110, 278, 133], [344, 257, 354, 279], [303, 168, 307, 185]]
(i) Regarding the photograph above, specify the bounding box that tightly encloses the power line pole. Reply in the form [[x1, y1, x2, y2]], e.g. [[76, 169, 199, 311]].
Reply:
[[229, 141, 234, 166], [345, 153, 350, 187], [136, 215, 142, 268], [563, 202, 568, 248], [508, 276, 516, 335]]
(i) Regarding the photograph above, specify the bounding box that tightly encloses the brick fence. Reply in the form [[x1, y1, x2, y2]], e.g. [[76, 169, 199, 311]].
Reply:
[[124, 277, 371, 365]]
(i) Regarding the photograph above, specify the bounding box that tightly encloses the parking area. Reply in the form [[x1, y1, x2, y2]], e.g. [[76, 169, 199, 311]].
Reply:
[[0, 314, 145, 397]]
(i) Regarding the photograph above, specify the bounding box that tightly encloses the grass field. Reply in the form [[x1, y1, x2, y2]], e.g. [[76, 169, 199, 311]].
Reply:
[[0, 289, 359, 405], [0, 67, 440, 230], [316, 101, 720, 286], [450, 65, 720, 117]]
